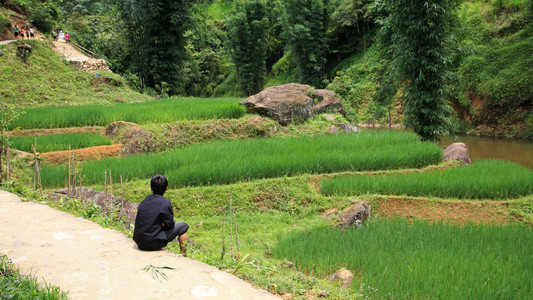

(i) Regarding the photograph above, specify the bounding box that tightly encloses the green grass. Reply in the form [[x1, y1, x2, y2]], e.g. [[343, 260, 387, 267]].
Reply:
[[0, 40, 149, 107], [273, 218, 533, 299], [321, 159, 533, 199], [0, 255, 68, 299], [10, 97, 246, 130], [40, 131, 442, 188], [10, 133, 112, 153]]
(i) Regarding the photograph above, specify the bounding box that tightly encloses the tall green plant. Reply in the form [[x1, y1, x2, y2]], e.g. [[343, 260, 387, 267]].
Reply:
[[228, 0, 268, 95], [282, 0, 329, 88], [117, 0, 192, 95], [376, 0, 459, 141]]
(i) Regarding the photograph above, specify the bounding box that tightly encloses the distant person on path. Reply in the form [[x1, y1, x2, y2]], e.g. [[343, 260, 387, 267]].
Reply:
[[20, 27, 25, 39], [12, 26, 19, 38], [65, 32, 70, 44], [133, 175, 189, 254], [29, 27, 34, 39]]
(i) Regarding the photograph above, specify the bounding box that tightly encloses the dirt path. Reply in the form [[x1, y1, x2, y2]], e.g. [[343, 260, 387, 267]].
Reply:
[[0, 190, 278, 299]]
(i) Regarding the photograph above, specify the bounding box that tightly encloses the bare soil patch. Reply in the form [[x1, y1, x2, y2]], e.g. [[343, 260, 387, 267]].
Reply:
[[374, 197, 512, 224], [41, 144, 122, 165]]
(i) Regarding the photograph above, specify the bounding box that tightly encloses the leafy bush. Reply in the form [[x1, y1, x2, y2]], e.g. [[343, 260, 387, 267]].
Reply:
[[321, 159, 533, 199], [0, 11, 11, 32]]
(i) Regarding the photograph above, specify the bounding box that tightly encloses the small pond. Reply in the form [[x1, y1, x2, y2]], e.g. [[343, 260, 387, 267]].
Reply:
[[439, 134, 533, 169], [363, 128, 533, 169]]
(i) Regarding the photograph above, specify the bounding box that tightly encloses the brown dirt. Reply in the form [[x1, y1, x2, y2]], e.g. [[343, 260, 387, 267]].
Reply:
[[8, 126, 105, 137], [41, 144, 122, 165], [373, 197, 513, 225], [470, 94, 487, 109]]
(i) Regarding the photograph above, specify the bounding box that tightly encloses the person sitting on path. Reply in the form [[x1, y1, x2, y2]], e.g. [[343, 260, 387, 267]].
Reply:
[[133, 174, 189, 254]]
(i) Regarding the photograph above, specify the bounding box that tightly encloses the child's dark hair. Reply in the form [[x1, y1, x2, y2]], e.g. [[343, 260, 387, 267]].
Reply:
[[150, 174, 168, 195]]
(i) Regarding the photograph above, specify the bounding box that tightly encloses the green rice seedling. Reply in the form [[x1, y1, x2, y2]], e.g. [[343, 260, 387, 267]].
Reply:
[[321, 159, 533, 199], [40, 131, 442, 188], [10, 97, 246, 129], [10, 133, 113, 153], [272, 218, 533, 299]]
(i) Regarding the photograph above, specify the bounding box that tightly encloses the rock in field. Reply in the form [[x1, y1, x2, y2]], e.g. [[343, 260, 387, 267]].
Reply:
[[443, 142, 471, 165], [338, 201, 371, 229], [328, 268, 354, 288], [240, 83, 345, 125]]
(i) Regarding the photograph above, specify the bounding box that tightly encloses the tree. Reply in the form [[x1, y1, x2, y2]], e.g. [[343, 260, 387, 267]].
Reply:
[[117, 0, 192, 95], [228, 0, 268, 95], [376, 0, 458, 141], [282, 0, 329, 88]]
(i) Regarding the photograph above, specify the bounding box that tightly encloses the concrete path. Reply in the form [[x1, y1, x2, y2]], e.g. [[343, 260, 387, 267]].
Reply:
[[0, 40, 16, 45], [0, 190, 279, 300]]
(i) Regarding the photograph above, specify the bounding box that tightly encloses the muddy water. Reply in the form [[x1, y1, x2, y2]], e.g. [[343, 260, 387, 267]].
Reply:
[[363, 128, 533, 168], [439, 135, 533, 169]]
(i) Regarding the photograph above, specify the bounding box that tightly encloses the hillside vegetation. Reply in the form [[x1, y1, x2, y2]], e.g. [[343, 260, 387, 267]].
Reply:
[[0, 0, 531, 137], [0, 40, 149, 107]]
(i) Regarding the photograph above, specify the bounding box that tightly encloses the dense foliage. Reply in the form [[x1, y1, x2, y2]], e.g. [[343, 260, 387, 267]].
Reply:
[[1, 0, 531, 137], [228, 0, 268, 95], [281, 0, 329, 88], [376, 0, 459, 141], [273, 219, 533, 299]]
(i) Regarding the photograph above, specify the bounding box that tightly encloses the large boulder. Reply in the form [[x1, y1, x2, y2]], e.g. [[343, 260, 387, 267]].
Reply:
[[338, 201, 371, 229], [240, 83, 345, 125], [443, 142, 471, 165]]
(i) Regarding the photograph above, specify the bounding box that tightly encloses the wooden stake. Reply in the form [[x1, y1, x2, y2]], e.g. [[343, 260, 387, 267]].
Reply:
[[221, 213, 226, 261], [72, 149, 76, 198], [68, 145, 71, 198], [31, 138, 41, 191], [230, 190, 233, 256], [6, 135, 10, 181], [234, 207, 240, 253], [104, 170, 108, 213]]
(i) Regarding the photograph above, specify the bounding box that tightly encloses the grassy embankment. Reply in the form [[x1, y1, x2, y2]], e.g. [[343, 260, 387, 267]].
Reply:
[[0, 39, 150, 107]]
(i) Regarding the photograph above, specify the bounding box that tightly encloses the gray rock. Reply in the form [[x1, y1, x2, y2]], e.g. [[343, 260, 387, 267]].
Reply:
[[105, 121, 139, 138], [16, 44, 32, 61], [337, 123, 361, 133], [443, 142, 471, 165], [338, 201, 371, 229], [240, 83, 345, 125]]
